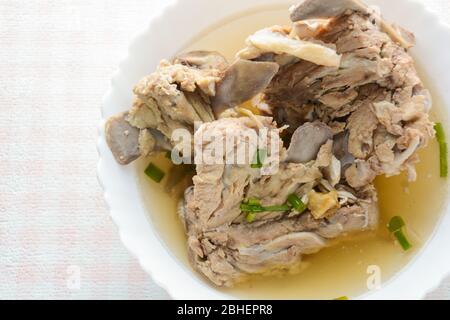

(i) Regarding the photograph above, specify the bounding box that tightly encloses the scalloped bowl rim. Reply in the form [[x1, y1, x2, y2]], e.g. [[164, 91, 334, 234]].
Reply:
[[98, 0, 450, 299]]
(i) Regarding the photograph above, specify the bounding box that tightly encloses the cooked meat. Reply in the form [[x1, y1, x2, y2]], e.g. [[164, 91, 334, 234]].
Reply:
[[105, 52, 283, 165], [133, 59, 219, 132], [261, 5, 434, 188], [173, 50, 229, 71], [289, 0, 415, 48], [126, 98, 160, 129], [318, 88, 358, 109], [245, 162, 322, 221], [139, 128, 172, 157], [345, 159, 377, 188], [105, 51, 228, 165], [346, 101, 379, 159], [179, 116, 378, 286]]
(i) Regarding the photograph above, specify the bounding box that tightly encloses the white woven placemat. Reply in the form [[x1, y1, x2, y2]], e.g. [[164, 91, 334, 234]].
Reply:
[[0, 0, 448, 299]]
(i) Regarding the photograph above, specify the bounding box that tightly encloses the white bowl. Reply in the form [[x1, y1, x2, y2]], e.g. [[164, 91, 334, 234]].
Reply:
[[98, 0, 450, 299]]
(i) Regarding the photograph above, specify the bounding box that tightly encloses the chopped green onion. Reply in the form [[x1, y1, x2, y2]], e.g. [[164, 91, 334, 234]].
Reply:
[[144, 162, 165, 183], [439, 141, 448, 178], [387, 216, 412, 251], [334, 296, 349, 300], [240, 203, 291, 214], [251, 149, 267, 169], [247, 198, 261, 206], [393, 230, 412, 251], [241, 197, 291, 223], [287, 194, 307, 213], [435, 123, 448, 178], [435, 123, 446, 144], [263, 204, 291, 212], [245, 212, 256, 223], [387, 216, 405, 233], [240, 204, 265, 212]]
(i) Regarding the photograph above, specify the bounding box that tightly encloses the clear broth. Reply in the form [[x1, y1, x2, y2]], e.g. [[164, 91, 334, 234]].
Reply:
[[136, 7, 449, 299]]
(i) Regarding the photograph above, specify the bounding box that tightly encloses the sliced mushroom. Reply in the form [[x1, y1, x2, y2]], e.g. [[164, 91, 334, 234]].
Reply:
[[211, 59, 279, 117], [139, 128, 172, 157], [173, 50, 229, 72], [290, 0, 415, 48], [287, 122, 333, 163], [105, 112, 141, 165]]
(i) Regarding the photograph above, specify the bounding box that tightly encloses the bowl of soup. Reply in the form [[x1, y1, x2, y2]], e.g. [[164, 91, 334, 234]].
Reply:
[[98, 0, 450, 299]]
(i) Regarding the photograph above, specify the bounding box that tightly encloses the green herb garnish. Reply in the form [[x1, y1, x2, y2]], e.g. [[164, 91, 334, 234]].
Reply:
[[439, 140, 448, 178], [144, 162, 165, 183], [387, 216, 412, 251], [393, 230, 412, 251], [435, 123, 448, 178], [435, 122, 446, 143], [240, 200, 291, 223], [287, 193, 307, 213], [240, 204, 265, 212], [247, 198, 261, 206], [387, 216, 405, 233], [240, 203, 291, 213], [245, 212, 256, 223], [262, 204, 291, 212]]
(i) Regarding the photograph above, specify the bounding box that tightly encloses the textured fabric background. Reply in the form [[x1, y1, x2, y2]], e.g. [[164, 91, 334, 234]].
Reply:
[[0, 0, 449, 300]]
